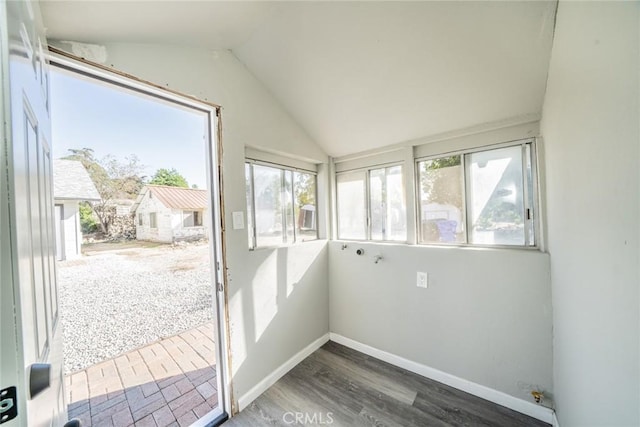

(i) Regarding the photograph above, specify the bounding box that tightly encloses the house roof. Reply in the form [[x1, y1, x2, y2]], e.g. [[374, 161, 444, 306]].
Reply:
[[138, 185, 208, 210], [53, 159, 101, 201]]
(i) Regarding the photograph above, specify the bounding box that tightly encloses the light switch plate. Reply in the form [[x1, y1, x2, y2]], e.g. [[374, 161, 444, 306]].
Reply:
[[417, 272, 428, 288], [232, 211, 244, 230]]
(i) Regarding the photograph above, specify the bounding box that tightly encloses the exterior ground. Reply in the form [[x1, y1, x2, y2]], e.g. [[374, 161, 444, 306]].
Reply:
[[58, 242, 214, 374], [66, 323, 218, 427]]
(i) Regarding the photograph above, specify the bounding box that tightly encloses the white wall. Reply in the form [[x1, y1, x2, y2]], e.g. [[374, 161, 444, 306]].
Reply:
[[58, 200, 81, 259], [135, 190, 173, 243], [540, 2, 640, 425], [51, 43, 331, 408], [329, 242, 553, 404]]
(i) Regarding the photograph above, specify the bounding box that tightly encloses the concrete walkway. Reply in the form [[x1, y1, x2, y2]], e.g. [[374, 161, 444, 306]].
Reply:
[[65, 322, 218, 427]]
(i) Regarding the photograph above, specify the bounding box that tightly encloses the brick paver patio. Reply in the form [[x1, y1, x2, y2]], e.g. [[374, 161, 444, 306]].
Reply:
[[65, 322, 218, 427]]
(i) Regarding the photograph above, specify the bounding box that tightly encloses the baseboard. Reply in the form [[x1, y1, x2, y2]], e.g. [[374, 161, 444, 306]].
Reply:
[[237, 333, 330, 411], [329, 333, 554, 424]]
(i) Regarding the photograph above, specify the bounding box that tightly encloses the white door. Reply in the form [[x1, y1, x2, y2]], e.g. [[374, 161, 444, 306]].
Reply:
[[1, 1, 66, 426]]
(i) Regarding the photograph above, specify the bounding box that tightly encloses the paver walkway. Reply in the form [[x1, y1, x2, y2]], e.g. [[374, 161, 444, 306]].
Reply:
[[65, 323, 218, 427]]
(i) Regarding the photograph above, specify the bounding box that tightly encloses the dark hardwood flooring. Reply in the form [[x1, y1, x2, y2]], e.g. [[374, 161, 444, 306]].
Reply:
[[224, 341, 549, 427]]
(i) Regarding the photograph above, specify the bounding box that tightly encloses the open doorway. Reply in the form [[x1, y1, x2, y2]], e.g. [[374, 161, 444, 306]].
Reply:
[[49, 53, 228, 426]]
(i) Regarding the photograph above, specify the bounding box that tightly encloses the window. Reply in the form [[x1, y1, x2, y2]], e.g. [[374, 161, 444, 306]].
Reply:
[[138, 213, 143, 226], [183, 210, 203, 227], [336, 172, 367, 240], [245, 161, 318, 249], [418, 156, 465, 243], [417, 141, 537, 247], [149, 212, 157, 229], [337, 165, 406, 241]]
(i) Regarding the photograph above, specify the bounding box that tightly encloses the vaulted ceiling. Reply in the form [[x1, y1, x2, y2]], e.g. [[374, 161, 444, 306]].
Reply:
[[40, 1, 557, 157]]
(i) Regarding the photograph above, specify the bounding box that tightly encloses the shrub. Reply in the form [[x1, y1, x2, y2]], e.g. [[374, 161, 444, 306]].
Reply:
[[79, 202, 98, 233]]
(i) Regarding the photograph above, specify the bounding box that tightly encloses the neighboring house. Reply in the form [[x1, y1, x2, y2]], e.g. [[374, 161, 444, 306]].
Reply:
[[53, 159, 101, 261], [132, 185, 209, 243]]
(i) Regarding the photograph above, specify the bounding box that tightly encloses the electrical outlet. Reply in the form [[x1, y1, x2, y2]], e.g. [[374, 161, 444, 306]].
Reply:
[[417, 272, 428, 288]]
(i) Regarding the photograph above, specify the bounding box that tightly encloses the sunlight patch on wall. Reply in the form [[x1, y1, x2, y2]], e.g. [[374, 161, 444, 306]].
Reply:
[[252, 250, 279, 342]]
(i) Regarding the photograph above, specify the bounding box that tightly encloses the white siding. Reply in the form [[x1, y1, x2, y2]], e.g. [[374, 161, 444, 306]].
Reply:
[[59, 201, 81, 260], [134, 191, 173, 243]]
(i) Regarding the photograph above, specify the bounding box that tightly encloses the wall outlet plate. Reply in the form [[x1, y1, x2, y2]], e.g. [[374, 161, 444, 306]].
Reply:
[[232, 211, 244, 230], [417, 272, 428, 288]]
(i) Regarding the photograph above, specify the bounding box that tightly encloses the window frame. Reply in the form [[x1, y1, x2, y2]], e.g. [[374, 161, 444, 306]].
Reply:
[[149, 212, 157, 229], [415, 138, 539, 249], [336, 161, 407, 243], [182, 210, 203, 228], [245, 159, 319, 250]]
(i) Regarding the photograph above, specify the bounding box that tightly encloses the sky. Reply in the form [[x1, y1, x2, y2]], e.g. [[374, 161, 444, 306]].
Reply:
[[50, 68, 209, 189]]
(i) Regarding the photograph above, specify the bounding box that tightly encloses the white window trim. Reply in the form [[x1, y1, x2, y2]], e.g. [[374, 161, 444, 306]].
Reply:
[[336, 161, 407, 243], [245, 146, 318, 172], [182, 210, 203, 228], [414, 138, 539, 249], [332, 136, 542, 251], [245, 160, 319, 250]]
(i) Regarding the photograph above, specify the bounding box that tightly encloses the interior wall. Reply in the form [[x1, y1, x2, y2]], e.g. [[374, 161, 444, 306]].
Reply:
[[329, 241, 553, 403], [49, 42, 330, 407], [540, 1, 640, 425]]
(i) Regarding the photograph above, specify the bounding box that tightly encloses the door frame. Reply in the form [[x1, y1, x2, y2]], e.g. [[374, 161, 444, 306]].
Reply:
[[48, 47, 233, 424]]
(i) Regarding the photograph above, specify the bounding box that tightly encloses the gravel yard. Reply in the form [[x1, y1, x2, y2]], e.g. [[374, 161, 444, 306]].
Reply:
[[58, 242, 214, 374]]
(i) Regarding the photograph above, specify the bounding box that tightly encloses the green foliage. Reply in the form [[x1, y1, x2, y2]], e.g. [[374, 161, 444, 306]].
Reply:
[[79, 202, 98, 233], [63, 148, 109, 187], [420, 155, 462, 206], [150, 168, 189, 188], [294, 172, 315, 207], [63, 148, 144, 233]]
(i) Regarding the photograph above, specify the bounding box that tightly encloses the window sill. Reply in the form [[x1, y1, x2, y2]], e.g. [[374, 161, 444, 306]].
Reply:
[[334, 239, 543, 253], [249, 238, 324, 252]]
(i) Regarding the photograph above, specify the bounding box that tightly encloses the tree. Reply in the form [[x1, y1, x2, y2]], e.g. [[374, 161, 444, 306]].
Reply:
[[63, 148, 144, 234], [294, 172, 315, 207], [149, 168, 189, 188], [420, 156, 462, 207]]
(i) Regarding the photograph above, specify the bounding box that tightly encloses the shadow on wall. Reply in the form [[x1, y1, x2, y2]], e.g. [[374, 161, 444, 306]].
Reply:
[[228, 240, 329, 403]]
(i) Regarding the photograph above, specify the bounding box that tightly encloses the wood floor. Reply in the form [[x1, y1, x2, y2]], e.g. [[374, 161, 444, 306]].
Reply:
[[225, 341, 549, 427]]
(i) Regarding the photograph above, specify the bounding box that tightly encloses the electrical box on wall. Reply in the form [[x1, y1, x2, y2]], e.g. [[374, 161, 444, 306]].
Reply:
[[417, 272, 428, 288]]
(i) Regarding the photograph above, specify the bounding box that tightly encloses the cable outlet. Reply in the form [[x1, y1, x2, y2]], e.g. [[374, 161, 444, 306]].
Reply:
[[417, 272, 428, 288]]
